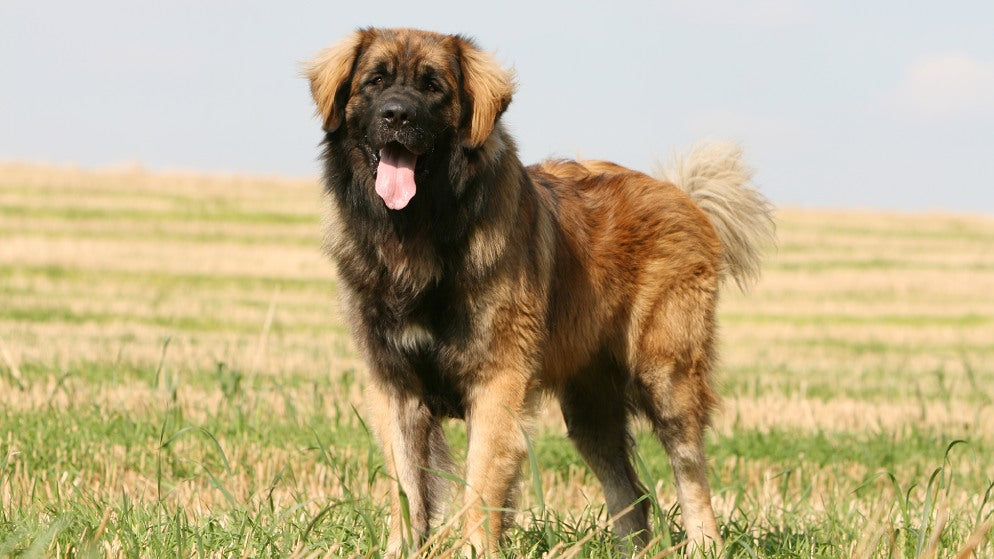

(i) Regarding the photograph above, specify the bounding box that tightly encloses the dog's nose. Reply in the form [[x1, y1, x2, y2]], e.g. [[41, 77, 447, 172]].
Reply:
[[379, 101, 415, 127]]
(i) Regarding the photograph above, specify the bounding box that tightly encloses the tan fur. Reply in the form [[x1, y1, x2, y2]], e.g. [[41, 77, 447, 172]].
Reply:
[[458, 45, 516, 147], [657, 141, 775, 290], [307, 31, 366, 132], [308, 28, 774, 557]]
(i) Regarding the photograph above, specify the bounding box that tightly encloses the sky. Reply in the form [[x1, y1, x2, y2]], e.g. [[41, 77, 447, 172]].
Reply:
[[2, 1, 993, 212]]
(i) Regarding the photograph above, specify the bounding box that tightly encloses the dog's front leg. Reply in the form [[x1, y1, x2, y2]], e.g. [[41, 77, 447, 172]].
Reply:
[[367, 380, 449, 557], [462, 373, 534, 555]]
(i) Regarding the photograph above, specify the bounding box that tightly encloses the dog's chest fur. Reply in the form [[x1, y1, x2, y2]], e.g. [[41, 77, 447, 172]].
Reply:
[[321, 127, 536, 418], [333, 217, 492, 418]]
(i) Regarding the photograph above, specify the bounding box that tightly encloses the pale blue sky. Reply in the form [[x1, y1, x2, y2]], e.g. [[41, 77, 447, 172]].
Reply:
[[2, 1, 993, 211]]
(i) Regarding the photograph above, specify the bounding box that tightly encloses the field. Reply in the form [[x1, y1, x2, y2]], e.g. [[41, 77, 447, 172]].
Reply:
[[1, 162, 992, 558]]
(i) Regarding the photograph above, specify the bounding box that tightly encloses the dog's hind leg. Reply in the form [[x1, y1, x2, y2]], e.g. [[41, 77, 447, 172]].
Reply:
[[633, 285, 723, 554], [367, 381, 452, 557], [649, 396, 721, 554], [558, 360, 651, 550]]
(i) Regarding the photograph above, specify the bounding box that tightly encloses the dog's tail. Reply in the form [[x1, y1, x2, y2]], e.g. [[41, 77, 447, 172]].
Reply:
[[656, 141, 775, 291]]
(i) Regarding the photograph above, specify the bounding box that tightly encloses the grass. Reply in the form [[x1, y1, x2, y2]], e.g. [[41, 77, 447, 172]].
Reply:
[[1, 162, 993, 557]]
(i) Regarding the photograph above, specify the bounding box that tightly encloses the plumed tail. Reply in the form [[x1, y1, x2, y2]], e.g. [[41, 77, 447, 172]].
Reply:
[[656, 141, 775, 291]]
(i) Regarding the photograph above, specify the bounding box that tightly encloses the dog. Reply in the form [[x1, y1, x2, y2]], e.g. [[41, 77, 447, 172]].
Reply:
[[306, 27, 773, 556]]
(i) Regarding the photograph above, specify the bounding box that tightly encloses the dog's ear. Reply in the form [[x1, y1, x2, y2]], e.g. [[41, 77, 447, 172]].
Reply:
[[307, 30, 370, 133], [458, 38, 515, 148]]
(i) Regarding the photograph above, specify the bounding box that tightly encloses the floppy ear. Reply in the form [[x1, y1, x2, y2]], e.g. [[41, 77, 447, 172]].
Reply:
[[459, 40, 515, 148], [307, 30, 369, 133]]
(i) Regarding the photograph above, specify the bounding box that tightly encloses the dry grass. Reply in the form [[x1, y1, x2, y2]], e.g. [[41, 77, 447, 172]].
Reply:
[[1, 162, 992, 557]]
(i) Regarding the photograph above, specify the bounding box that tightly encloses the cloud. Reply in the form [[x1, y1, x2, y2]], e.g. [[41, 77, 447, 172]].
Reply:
[[658, 0, 813, 27], [890, 53, 994, 121]]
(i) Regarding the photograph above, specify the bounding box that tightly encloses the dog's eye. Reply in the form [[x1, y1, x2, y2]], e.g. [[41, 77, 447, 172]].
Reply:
[[425, 80, 442, 94], [366, 75, 384, 87]]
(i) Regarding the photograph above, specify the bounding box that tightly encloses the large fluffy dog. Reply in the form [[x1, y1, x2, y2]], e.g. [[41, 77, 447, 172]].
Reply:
[[307, 28, 773, 555]]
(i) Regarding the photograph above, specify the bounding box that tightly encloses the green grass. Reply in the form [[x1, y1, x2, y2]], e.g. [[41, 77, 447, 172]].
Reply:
[[769, 259, 994, 272], [1, 164, 993, 557], [721, 312, 993, 329], [0, 202, 319, 226], [2, 385, 991, 557], [0, 264, 333, 292]]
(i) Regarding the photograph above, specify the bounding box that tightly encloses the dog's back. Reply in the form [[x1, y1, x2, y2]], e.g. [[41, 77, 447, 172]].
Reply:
[[525, 147, 773, 550]]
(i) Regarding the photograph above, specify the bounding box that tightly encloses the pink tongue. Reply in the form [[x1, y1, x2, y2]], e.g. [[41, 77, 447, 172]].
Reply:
[[375, 145, 417, 210]]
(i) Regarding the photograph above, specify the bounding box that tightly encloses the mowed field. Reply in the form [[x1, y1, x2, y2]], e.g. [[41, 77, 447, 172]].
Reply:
[[1, 162, 993, 558]]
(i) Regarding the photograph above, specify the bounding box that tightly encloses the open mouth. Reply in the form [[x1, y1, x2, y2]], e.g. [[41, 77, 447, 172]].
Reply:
[[364, 139, 432, 210], [373, 142, 419, 210]]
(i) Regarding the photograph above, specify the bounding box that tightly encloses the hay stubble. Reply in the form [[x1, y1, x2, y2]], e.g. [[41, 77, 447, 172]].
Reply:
[[1, 164, 992, 557]]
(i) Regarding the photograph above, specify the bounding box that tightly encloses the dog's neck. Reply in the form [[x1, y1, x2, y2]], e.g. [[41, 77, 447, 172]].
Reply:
[[323, 124, 530, 292]]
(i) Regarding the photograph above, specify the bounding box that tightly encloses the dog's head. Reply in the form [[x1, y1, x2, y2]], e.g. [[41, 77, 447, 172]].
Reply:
[[307, 28, 515, 210]]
